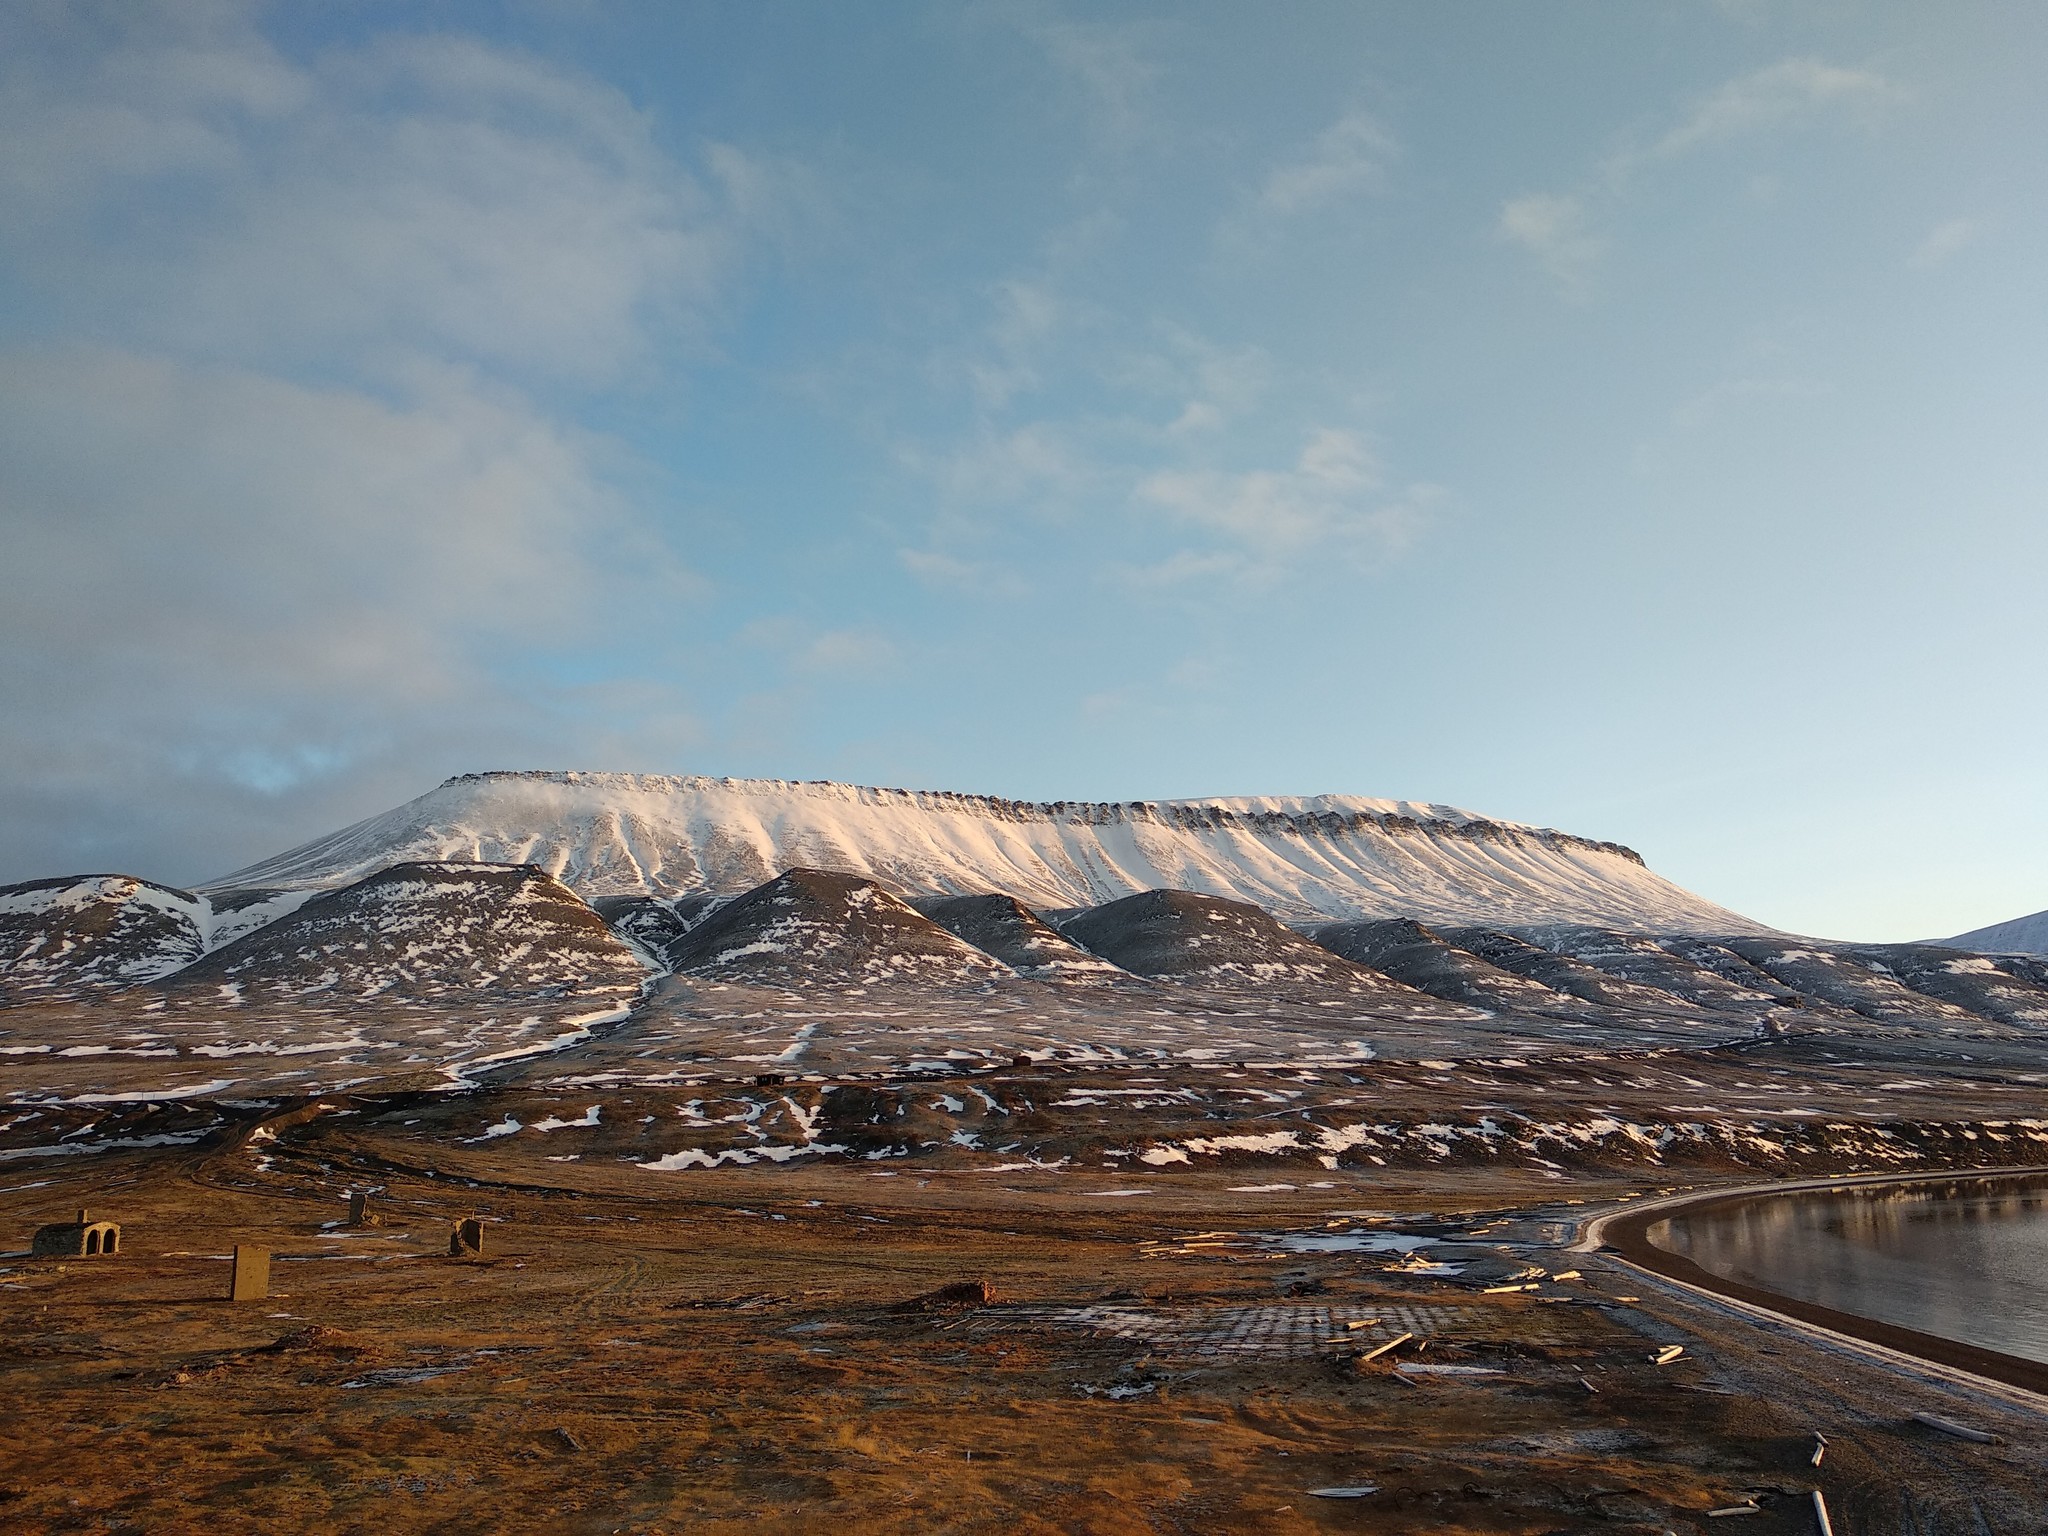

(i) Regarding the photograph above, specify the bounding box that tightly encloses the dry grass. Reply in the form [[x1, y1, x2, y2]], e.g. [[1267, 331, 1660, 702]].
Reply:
[[3, 1122, 2043, 1535]]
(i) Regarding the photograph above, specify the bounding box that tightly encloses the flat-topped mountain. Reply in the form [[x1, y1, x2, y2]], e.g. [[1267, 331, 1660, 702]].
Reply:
[[205, 770, 1766, 934]]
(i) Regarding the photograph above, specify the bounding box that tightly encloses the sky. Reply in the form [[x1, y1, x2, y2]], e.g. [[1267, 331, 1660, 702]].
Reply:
[[1, 1, 2042, 942]]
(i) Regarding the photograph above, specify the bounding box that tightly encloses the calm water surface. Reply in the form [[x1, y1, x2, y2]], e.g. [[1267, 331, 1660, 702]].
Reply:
[[1649, 1174, 2048, 1366]]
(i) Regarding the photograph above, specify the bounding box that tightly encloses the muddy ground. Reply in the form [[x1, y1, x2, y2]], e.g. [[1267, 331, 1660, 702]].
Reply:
[[3, 1104, 2045, 1535]]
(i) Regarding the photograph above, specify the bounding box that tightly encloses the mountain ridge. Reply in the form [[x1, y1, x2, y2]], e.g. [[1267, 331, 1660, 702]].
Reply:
[[205, 770, 1760, 935], [1944, 907, 2048, 958]]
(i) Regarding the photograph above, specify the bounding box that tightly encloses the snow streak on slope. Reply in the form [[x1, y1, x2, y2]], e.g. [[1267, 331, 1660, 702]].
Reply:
[[1945, 908, 2048, 958], [210, 772, 1767, 935]]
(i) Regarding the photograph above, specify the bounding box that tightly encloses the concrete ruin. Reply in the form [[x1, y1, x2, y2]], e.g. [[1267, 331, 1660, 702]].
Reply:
[[449, 1217, 486, 1257], [31, 1208, 121, 1259]]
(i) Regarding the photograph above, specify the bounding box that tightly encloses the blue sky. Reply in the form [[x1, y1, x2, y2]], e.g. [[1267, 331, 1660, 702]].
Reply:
[[2, 1, 2042, 941]]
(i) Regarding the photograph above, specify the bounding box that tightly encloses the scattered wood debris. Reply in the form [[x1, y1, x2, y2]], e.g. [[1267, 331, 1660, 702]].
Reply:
[[1356, 1331, 1414, 1364], [1909, 1412, 1998, 1444], [1653, 1344, 1685, 1366]]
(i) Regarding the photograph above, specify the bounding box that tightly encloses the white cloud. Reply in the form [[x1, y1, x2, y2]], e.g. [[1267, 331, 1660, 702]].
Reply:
[[1644, 58, 1892, 163], [0, 3, 767, 881], [1908, 217, 1984, 271], [0, 3, 758, 387], [1257, 111, 1397, 216], [995, 5, 1162, 149], [1502, 56, 1893, 292], [796, 629, 900, 678], [1668, 373, 1832, 433], [1159, 334, 1271, 437], [1134, 428, 1430, 581], [900, 421, 1095, 511], [734, 618, 900, 680], [896, 549, 1030, 599], [0, 345, 698, 877], [1498, 193, 1604, 286]]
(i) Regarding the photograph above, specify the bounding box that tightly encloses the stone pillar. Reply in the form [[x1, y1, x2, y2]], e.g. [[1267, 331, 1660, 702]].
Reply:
[[229, 1245, 271, 1302]]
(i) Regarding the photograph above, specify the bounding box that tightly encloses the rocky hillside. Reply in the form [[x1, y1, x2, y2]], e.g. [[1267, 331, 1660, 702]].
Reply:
[[916, 893, 1124, 979], [1057, 888, 1464, 1016], [661, 868, 1014, 985], [165, 861, 646, 1005], [0, 875, 206, 997], [1308, 918, 1568, 1013]]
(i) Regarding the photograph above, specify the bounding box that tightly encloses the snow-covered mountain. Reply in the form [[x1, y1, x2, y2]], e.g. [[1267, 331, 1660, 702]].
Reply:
[[1945, 907, 2048, 958], [209, 770, 1767, 935]]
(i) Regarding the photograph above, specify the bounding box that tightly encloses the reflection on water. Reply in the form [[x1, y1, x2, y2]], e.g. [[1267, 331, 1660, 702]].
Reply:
[[1648, 1175, 2048, 1366]]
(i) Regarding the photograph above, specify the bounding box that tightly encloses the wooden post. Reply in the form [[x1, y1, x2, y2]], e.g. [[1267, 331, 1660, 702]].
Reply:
[[229, 1245, 270, 1302]]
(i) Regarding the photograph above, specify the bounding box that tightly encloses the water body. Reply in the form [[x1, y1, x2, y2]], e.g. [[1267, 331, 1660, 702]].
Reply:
[[1648, 1174, 2048, 1367]]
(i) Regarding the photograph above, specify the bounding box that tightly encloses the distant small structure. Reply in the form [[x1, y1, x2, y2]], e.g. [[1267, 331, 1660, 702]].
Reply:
[[31, 1208, 121, 1259], [755, 1072, 786, 1087], [229, 1245, 270, 1302], [347, 1191, 379, 1228], [891, 1278, 998, 1313], [449, 1216, 486, 1257]]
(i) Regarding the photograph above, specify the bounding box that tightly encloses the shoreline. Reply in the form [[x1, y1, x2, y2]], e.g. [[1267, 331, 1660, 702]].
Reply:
[[1590, 1166, 2048, 1401]]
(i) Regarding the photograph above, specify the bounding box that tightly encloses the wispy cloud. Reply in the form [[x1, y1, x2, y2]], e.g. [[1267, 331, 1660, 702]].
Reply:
[[1257, 110, 1397, 217], [1497, 192, 1604, 288], [896, 549, 1031, 599], [1134, 428, 1433, 584], [1500, 56, 1895, 293], [1908, 217, 1984, 271], [984, 3, 1164, 150], [1639, 58, 1891, 164]]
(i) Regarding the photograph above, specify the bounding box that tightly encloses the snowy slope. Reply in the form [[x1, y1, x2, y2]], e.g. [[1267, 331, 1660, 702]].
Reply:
[[209, 771, 1768, 935], [0, 875, 207, 993], [1945, 908, 2048, 958], [170, 861, 646, 1003], [663, 869, 1013, 984]]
